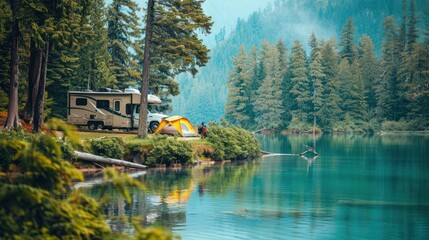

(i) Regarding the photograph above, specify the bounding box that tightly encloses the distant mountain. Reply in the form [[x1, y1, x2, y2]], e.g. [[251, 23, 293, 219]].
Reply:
[[171, 0, 428, 124]]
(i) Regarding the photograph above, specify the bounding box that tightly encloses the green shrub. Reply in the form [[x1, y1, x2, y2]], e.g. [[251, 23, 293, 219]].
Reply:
[[206, 123, 261, 161], [56, 139, 76, 162], [381, 120, 408, 131], [90, 137, 124, 159], [0, 121, 175, 239], [0, 127, 31, 141], [146, 138, 193, 167]]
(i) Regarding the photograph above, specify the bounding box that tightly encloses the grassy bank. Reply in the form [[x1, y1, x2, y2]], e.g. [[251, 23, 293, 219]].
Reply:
[[81, 122, 261, 168]]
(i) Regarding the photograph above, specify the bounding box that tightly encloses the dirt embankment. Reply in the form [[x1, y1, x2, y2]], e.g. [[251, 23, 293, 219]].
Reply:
[[0, 112, 33, 131]]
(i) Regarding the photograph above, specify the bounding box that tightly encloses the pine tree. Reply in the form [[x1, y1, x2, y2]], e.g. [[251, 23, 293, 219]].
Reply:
[[137, 0, 212, 138], [339, 17, 357, 64], [308, 32, 320, 64], [4, 0, 20, 129], [246, 45, 261, 129], [337, 58, 354, 118], [225, 45, 250, 127], [376, 17, 400, 121], [308, 35, 324, 129], [275, 39, 291, 128], [288, 39, 311, 129], [358, 35, 378, 116], [407, 0, 418, 52], [79, 0, 115, 91], [398, 0, 407, 52], [107, 0, 140, 90], [350, 60, 368, 124], [319, 39, 341, 130], [253, 41, 284, 129], [27, 0, 92, 132]]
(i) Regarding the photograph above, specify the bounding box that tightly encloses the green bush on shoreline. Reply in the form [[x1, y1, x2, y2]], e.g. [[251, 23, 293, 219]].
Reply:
[[206, 121, 261, 161], [0, 120, 177, 240]]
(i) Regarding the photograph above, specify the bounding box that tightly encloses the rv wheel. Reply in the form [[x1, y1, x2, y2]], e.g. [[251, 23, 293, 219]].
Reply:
[[96, 122, 104, 130], [88, 122, 96, 130], [149, 121, 159, 133]]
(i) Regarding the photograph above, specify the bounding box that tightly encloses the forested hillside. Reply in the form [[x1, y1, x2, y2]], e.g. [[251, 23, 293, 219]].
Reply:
[[0, 0, 211, 131], [172, 0, 429, 128]]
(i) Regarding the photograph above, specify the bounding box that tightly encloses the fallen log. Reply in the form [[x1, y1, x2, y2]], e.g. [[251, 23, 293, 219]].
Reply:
[[74, 151, 147, 169]]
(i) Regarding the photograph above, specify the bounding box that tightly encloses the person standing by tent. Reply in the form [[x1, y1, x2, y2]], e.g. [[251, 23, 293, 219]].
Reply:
[[198, 122, 207, 138]]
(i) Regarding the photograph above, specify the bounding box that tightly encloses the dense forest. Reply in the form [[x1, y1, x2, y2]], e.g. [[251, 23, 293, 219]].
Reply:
[[0, 0, 211, 131], [225, 16, 428, 131], [172, 0, 429, 130]]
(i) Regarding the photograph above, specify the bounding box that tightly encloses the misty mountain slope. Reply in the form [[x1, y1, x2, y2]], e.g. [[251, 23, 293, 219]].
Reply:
[[171, 0, 428, 123]]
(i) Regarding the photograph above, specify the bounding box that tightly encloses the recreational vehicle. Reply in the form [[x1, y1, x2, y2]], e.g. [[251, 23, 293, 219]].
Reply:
[[67, 89, 168, 132]]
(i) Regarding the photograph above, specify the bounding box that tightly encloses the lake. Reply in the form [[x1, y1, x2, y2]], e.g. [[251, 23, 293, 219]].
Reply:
[[82, 134, 429, 239]]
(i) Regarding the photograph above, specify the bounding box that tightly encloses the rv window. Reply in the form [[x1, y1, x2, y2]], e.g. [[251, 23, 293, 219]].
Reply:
[[96, 100, 110, 109], [76, 98, 87, 106], [126, 104, 140, 115], [114, 101, 120, 111]]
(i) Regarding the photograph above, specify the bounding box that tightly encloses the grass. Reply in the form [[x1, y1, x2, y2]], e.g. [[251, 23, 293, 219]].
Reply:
[[76, 131, 146, 141]]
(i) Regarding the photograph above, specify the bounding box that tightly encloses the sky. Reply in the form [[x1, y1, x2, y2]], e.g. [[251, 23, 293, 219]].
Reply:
[[129, 0, 274, 48], [202, 0, 274, 46]]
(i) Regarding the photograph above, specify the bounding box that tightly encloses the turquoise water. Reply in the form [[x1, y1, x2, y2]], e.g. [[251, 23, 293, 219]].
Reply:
[[83, 134, 429, 239]]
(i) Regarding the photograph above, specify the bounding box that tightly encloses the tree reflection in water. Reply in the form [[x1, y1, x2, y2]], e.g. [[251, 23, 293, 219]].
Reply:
[[80, 160, 261, 233]]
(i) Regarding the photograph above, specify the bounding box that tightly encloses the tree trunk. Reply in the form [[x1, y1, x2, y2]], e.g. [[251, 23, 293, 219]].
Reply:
[[4, 0, 20, 129], [33, 41, 49, 133], [137, 0, 155, 138], [74, 151, 147, 169], [22, 40, 42, 124]]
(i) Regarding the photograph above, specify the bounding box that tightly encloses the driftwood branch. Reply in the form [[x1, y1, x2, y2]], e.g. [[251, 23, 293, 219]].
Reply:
[[74, 151, 147, 169]]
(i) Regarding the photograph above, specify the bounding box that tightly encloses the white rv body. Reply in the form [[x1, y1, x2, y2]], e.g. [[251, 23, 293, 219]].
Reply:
[[67, 90, 167, 131]]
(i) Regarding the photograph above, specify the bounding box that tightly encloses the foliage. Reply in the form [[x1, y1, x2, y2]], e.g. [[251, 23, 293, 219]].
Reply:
[[191, 140, 215, 160], [146, 138, 193, 167], [0, 120, 175, 239], [0, 126, 110, 239], [381, 120, 409, 131], [123, 135, 167, 162], [173, 0, 428, 133], [90, 137, 125, 159], [107, 0, 140, 89], [221, 0, 428, 133], [206, 122, 261, 161]]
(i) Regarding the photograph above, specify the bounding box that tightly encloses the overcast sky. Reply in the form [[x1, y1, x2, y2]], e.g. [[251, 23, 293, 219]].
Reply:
[[128, 0, 273, 47], [203, 0, 273, 32]]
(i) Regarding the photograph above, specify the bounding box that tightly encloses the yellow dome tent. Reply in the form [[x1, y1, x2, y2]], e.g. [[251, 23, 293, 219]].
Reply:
[[153, 116, 198, 137]]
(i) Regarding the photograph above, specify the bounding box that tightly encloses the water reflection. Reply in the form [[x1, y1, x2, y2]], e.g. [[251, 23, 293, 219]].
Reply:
[[81, 134, 429, 239], [80, 161, 262, 233]]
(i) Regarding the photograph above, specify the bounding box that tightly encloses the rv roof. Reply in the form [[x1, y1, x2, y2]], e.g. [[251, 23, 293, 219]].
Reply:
[[68, 91, 140, 95]]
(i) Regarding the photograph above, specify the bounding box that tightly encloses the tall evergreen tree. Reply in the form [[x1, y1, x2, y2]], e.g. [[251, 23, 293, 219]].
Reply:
[[308, 35, 324, 128], [288, 39, 311, 129], [137, 0, 212, 138], [275, 39, 291, 128], [0, 0, 11, 107], [225, 45, 250, 127], [376, 17, 400, 121], [337, 58, 354, 118], [308, 32, 320, 64], [407, 0, 418, 52], [107, 0, 140, 90], [358, 35, 378, 115], [398, 0, 407, 52], [4, 0, 20, 129], [253, 41, 284, 129], [247, 45, 261, 128], [350, 60, 368, 123], [319, 39, 341, 130], [339, 17, 357, 64], [79, 0, 115, 91]]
